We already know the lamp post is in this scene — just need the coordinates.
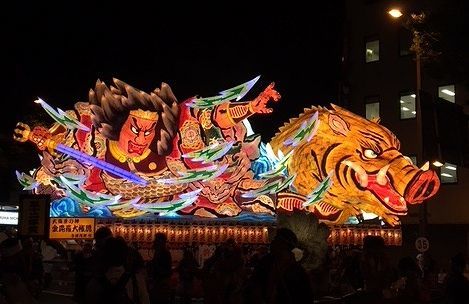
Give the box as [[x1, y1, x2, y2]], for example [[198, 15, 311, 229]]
[[388, 9, 427, 237], [413, 17, 426, 238]]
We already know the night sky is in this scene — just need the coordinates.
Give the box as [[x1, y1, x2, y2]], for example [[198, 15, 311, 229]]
[[12, 1, 344, 137], [6, 1, 344, 198]]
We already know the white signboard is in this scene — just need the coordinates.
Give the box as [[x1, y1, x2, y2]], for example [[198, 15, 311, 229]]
[[0, 211, 19, 225]]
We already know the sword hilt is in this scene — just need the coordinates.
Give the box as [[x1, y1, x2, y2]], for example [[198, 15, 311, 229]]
[[13, 122, 58, 156], [13, 122, 30, 142]]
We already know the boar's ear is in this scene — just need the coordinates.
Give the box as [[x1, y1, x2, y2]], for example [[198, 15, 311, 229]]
[[328, 113, 350, 136], [370, 117, 381, 124]]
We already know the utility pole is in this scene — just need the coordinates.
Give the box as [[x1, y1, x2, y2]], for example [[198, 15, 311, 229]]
[[412, 22, 427, 237], [389, 10, 437, 237]]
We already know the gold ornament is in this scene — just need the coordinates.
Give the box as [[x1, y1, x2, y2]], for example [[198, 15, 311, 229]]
[[129, 109, 158, 121]]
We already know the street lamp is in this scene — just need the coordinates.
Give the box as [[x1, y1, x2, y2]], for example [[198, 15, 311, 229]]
[[388, 9, 403, 18]]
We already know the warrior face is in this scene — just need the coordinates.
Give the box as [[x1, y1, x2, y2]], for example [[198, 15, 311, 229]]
[[118, 110, 158, 156]]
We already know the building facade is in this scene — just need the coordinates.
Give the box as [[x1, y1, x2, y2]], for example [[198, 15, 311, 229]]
[[340, 0, 469, 264]]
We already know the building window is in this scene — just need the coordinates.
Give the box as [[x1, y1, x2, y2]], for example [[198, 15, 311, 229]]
[[400, 93, 416, 119], [440, 162, 457, 183], [365, 101, 380, 120], [365, 40, 380, 63], [438, 85, 455, 103]]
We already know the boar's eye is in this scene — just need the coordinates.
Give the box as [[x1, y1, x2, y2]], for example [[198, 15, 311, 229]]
[[364, 149, 378, 159]]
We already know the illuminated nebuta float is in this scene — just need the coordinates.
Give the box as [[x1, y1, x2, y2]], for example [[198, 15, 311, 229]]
[[13, 76, 440, 245]]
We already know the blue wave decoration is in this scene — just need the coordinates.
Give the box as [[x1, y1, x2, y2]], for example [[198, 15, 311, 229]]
[[251, 142, 275, 179], [229, 212, 276, 223], [130, 211, 276, 223], [50, 197, 112, 218]]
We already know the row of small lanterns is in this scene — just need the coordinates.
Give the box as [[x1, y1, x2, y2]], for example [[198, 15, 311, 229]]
[[97, 222, 270, 245], [328, 226, 402, 246]]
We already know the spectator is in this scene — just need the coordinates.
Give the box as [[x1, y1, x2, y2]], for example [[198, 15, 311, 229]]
[[21, 237, 44, 298], [201, 245, 223, 304], [94, 226, 113, 251], [390, 256, 421, 303], [0, 237, 38, 304], [117, 237, 145, 276], [40, 239, 58, 289], [73, 242, 94, 303], [149, 233, 173, 304], [201, 239, 246, 304], [85, 237, 149, 304], [177, 247, 200, 304], [443, 252, 469, 304], [360, 236, 394, 302], [91, 226, 113, 275], [339, 248, 364, 293], [244, 228, 314, 303]]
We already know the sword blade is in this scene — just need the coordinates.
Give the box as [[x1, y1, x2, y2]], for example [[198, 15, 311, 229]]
[[56, 144, 148, 186]]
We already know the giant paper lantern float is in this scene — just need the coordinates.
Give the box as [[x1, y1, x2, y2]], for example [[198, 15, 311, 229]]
[[14, 76, 440, 242]]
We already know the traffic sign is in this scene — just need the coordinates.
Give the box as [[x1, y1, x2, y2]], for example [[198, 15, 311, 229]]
[[415, 237, 430, 252]]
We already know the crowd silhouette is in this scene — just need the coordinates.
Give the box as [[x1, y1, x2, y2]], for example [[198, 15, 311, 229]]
[[1, 229, 468, 303]]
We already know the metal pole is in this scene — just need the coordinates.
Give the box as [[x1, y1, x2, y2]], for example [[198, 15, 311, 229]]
[[414, 32, 427, 237]]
